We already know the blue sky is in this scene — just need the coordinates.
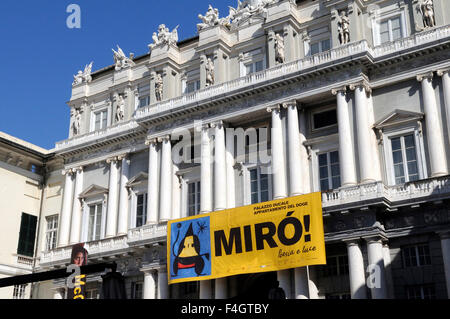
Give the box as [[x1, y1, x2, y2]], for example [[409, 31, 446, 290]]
[[0, 0, 234, 149]]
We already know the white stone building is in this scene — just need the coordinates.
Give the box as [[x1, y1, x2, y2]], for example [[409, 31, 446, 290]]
[[6, 0, 450, 299]]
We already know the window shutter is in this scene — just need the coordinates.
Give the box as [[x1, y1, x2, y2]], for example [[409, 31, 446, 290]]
[[17, 213, 37, 257]]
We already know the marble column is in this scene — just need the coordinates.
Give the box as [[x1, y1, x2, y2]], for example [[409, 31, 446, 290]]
[[146, 138, 159, 224], [143, 270, 156, 299], [333, 87, 357, 186], [215, 278, 227, 299], [365, 237, 388, 299], [200, 281, 212, 300], [70, 167, 84, 244], [382, 242, 395, 299], [437, 69, 450, 147], [350, 82, 377, 183], [225, 127, 236, 209], [298, 107, 311, 193], [267, 105, 288, 199], [59, 169, 75, 247], [345, 240, 368, 299], [106, 158, 120, 238], [283, 102, 303, 196], [157, 268, 169, 299], [200, 124, 213, 214], [117, 155, 130, 235], [417, 73, 448, 177], [438, 231, 450, 298], [212, 121, 227, 211], [159, 136, 172, 222]]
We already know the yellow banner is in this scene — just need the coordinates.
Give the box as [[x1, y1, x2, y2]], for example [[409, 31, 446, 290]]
[[167, 193, 326, 284]]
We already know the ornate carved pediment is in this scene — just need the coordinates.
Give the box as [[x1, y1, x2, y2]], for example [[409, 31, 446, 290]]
[[126, 172, 149, 188], [374, 109, 424, 130], [78, 184, 109, 200]]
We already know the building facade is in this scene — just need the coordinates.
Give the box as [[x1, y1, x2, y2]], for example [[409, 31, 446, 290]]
[[21, 0, 450, 299]]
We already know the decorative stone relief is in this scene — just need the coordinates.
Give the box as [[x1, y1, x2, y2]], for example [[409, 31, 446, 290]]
[[155, 73, 163, 102], [112, 46, 135, 71], [149, 24, 179, 50], [337, 11, 350, 45], [72, 62, 93, 86], [197, 5, 220, 31], [72, 108, 82, 136], [115, 94, 125, 123]]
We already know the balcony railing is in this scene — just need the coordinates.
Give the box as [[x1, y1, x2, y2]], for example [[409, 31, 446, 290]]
[[39, 175, 450, 267]]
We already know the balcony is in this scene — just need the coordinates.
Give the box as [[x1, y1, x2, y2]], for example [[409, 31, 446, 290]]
[[56, 25, 450, 153], [322, 176, 450, 212]]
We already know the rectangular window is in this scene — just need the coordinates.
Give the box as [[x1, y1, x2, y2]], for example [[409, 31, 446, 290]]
[[313, 109, 337, 129], [45, 215, 58, 251], [139, 96, 150, 108], [17, 213, 37, 257], [186, 80, 201, 94], [13, 284, 27, 299], [318, 151, 341, 191], [405, 284, 436, 299], [402, 244, 431, 268], [379, 16, 403, 44], [322, 255, 349, 277], [245, 60, 264, 75], [136, 193, 148, 228], [88, 203, 103, 242], [310, 39, 331, 55], [86, 289, 99, 299], [391, 134, 419, 185], [188, 181, 201, 216], [94, 110, 108, 131], [131, 282, 143, 299], [250, 167, 270, 204]]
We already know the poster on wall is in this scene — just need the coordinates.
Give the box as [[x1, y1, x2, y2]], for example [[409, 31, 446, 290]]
[[167, 192, 326, 285], [67, 243, 89, 299]]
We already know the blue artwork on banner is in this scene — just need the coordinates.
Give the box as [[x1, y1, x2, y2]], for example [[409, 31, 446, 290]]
[[170, 216, 211, 280]]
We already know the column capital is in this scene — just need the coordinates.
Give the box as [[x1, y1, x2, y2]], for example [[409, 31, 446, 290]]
[[145, 137, 158, 146], [416, 72, 434, 82], [106, 156, 119, 164], [157, 135, 171, 143], [281, 100, 298, 110], [62, 168, 75, 176], [209, 120, 226, 129], [117, 153, 129, 161], [331, 86, 347, 95], [266, 104, 282, 114], [349, 80, 372, 94], [343, 238, 361, 246], [362, 235, 387, 244], [437, 68, 450, 77], [73, 166, 84, 174], [437, 230, 450, 240]]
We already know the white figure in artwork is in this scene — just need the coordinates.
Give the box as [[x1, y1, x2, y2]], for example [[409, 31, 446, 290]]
[[198, 5, 220, 31], [205, 57, 215, 87], [72, 109, 81, 136], [419, 0, 436, 28], [155, 73, 163, 102], [274, 33, 285, 64], [149, 24, 179, 50], [112, 46, 135, 71], [115, 95, 125, 122], [338, 11, 350, 45], [73, 62, 93, 86]]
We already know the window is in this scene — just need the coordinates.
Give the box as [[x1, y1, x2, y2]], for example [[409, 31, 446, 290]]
[[391, 134, 419, 185], [139, 96, 150, 108], [131, 282, 143, 299], [188, 181, 201, 216], [405, 284, 436, 299], [250, 167, 270, 204], [45, 215, 58, 251], [186, 80, 201, 94], [402, 244, 431, 268], [379, 16, 403, 44], [86, 289, 99, 299], [138, 83, 150, 108], [94, 110, 108, 131], [322, 255, 349, 277], [17, 213, 37, 257], [136, 193, 148, 228], [245, 60, 264, 75], [313, 109, 337, 130], [87, 203, 103, 242], [13, 284, 27, 299], [318, 151, 341, 191], [310, 39, 331, 55]]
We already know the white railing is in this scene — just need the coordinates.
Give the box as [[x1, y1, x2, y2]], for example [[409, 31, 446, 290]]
[[55, 120, 140, 151], [322, 176, 450, 208], [127, 223, 168, 244], [16, 255, 34, 268]]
